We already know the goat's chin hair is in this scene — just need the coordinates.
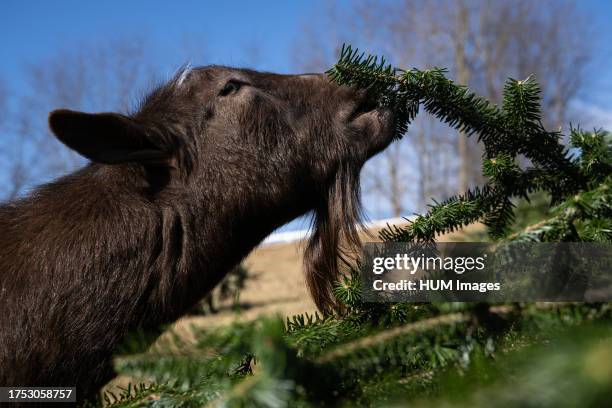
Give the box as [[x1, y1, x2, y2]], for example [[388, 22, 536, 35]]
[[304, 161, 365, 314]]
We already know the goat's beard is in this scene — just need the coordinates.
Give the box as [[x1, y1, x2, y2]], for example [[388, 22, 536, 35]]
[[304, 161, 365, 314]]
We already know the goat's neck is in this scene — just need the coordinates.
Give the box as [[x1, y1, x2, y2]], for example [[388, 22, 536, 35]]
[[112, 163, 307, 323], [3, 162, 307, 330]]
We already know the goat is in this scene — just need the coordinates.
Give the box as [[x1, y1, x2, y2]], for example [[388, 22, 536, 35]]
[[0, 66, 393, 402]]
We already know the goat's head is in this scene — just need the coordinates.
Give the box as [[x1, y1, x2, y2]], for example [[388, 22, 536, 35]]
[[48, 65, 394, 313]]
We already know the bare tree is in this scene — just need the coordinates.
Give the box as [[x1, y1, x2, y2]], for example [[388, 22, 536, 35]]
[[0, 80, 6, 126], [12, 37, 158, 186], [294, 0, 596, 216], [0, 34, 215, 200], [0, 80, 29, 200]]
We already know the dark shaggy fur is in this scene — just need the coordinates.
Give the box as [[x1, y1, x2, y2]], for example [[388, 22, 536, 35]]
[[0, 66, 393, 402]]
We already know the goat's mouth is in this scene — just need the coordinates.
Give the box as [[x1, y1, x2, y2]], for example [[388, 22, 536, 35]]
[[348, 96, 380, 122], [350, 99, 394, 155]]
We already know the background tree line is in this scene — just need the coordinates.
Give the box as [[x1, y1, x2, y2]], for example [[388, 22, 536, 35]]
[[295, 0, 596, 216], [0, 0, 598, 220]]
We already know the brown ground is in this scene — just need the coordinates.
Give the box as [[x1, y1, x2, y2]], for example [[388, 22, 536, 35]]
[[171, 222, 484, 329], [169, 224, 395, 332]]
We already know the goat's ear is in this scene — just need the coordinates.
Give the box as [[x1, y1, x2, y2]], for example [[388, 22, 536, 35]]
[[48, 109, 171, 164]]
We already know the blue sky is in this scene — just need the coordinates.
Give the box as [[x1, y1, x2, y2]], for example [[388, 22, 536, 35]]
[[2, 0, 611, 126], [2, 0, 611, 103], [1, 1, 325, 89], [1, 0, 612, 228]]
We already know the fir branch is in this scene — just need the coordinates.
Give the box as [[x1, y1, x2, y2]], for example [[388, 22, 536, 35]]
[[315, 312, 468, 364], [328, 44, 602, 243], [379, 185, 502, 242]]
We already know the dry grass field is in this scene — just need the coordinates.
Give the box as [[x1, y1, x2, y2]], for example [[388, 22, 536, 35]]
[[168, 222, 485, 332]]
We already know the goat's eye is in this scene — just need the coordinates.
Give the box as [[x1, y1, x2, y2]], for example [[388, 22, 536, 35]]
[[219, 80, 242, 96]]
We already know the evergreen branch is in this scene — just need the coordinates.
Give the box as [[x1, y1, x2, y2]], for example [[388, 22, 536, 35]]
[[314, 303, 576, 365], [328, 44, 601, 243], [378, 185, 501, 242], [315, 312, 468, 364], [329, 45, 584, 185]]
